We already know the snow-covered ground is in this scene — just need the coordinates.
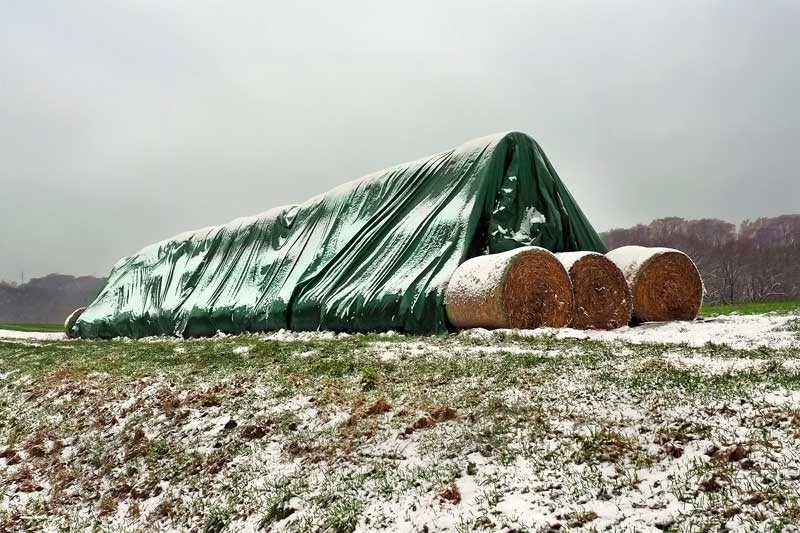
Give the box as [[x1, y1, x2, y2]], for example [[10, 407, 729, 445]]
[[264, 312, 800, 351], [0, 314, 799, 531], [2, 313, 798, 349], [0, 329, 64, 341], [511, 313, 800, 350]]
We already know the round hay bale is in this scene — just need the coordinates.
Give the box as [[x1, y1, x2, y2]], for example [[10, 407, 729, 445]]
[[64, 307, 86, 339], [445, 246, 573, 330], [556, 251, 632, 330], [606, 246, 703, 323]]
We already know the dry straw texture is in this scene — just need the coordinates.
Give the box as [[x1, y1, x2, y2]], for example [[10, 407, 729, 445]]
[[445, 247, 573, 330], [606, 246, 703, 323], [557, 252, 632, 330]]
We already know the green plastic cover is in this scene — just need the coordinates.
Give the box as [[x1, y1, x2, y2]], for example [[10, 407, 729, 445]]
[[75, 132, 606, 338]]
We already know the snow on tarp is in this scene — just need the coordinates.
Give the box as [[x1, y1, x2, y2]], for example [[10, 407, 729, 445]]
[[75, 132, 606, 338]]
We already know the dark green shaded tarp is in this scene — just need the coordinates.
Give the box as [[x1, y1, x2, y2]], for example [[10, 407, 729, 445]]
[[76, 132, 605, 338]]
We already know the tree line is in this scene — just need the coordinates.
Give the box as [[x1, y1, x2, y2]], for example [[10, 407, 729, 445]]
[[602, 214, 800, 303], [0, 274, 105, 324]]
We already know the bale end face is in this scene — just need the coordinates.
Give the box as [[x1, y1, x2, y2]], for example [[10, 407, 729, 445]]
[[631, 251, 703, 323], [445, 247, 573, 330], [562, 253, 632, 330], [503, 250, 573, 329], [64, 307, 86, 339]]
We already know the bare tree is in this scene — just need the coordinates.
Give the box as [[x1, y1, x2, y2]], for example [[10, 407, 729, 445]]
[[602, 215, 800, 303]]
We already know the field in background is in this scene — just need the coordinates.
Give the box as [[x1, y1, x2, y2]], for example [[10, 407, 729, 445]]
[[701, 299, 800, 317], [0, 322, 63, 333]]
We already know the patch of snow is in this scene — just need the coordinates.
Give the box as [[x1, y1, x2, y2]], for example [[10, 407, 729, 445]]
[[260, 328, 338, 342], [510, 206, 547, 243], [553, 250, 601, 271], [606, 245, 684, 281], [504, 314, 800, 350], [444, 249, 509, 304], [370, 341, 433, 360], [0, 329, 63, 341], [666, 353, 765, 374]]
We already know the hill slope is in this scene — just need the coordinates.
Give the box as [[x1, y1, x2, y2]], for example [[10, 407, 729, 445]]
[[0, 274, 105, 324]]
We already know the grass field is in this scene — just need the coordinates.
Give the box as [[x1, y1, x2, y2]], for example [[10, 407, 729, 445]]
[[701, 299, 800, 317], [0, 322, 63, 333], [0, 312, 799, 531]]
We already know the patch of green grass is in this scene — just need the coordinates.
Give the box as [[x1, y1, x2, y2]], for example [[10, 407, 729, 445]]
[[146, 439, 170, 461], [202, 504, 233, 533], [574, 427, 648, 466], [701, 299, 800, 317], [259, 477, 303, 528], [0, 322, 63, 333], [323, 498, 362, 533], [0, 333, 575, 386], [0, 330, 793, 399]]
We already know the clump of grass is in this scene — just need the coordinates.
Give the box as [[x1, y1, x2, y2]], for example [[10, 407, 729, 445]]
[[781, 318, 800, 335], [564, 510, 599, 527], [0, 323, 63, 333], [324, 498, 362, 533], [202, 504, 233, 533], [98, 494, 118, 517], [365, 397, 391, 416], [146, 439, 170, 461], [359, 365, 379, 391], [438, 483, 461, 504], [259, 478, 300, 528], [575, 428, 642, 465], [655, 421, 713, 445]]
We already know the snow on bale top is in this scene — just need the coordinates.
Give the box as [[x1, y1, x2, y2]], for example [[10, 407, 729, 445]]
[[445, 246, 573, 330], [606, 246, 703, 323]]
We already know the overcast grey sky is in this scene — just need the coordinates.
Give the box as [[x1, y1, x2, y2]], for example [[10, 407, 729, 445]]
[[1, 1, 798, 282]]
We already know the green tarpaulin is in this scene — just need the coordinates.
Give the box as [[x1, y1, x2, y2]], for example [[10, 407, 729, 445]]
[[75, 132, 605, 338]]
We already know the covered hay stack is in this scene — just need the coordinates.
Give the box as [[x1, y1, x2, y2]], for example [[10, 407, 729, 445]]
[[73, 132, 606, 338], [606, 246, 703, 323], [556, 252, 632, 330], [445, 247, 573, 330]]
